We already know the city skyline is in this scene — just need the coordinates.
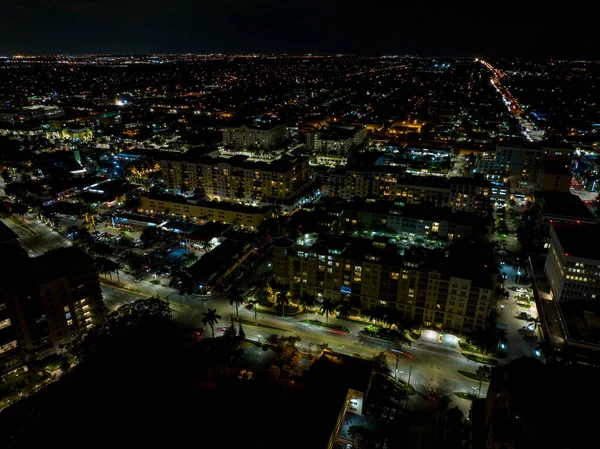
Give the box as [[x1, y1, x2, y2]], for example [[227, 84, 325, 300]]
[[2, 1, 598, 58]]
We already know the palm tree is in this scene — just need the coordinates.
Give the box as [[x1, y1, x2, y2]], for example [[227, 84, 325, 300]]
[[179, 252, 198, 267], [530, 316, 541, 334], [299, 292, 315, 321], [368, 306, 387, 325], [202, 309, 221, 338], [337, 301, 351, 320], [248, 298, 260, 324], [201, 240, 214, 252], [320, 298, 336, 326], [229, 288, 244, 319], [275, 291, 290, 318]]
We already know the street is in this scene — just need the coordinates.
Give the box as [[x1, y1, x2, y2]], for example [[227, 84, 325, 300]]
[[7, 215, 491, 407]]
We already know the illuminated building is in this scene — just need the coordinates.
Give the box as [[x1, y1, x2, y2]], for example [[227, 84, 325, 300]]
[[306, 124, 367, 166], [545, 224, 600, 302], [160, 154, 309, 201], [274, 237, 499, 333], [140, 194, 272, 228], [0, 247, 105, 369], [222, 123, 287, 149]]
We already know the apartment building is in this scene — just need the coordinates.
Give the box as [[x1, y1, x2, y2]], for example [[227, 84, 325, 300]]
[[222, 123, 287, 149], [160, 154, 309, 201], [274, 237, 498, 333], [0, 247, 105, 370], [306, 124, 367, 166], [140, 195, 272, 228], [545, 224, 600, 302], [449, 176, 493, 216], [324, 167, 496, 216], [325, 167, 450, 206], [477, 141, 574, 192], [338, 201, 487, 241]]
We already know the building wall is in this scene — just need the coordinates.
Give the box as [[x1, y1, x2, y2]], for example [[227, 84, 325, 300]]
[[222, 124, 287, 149], [340, 210, 473, 241], [282, 247, 493, 333], [540, 172, 572, 192], [1, 257, 104, 365], [545, 229, 600, 302], [140, 196, 270, 228], [160, 157, 309, 201]]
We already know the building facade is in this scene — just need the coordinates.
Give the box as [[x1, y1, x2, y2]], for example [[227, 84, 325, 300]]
[[161, 155, 309, 201], [545, 225, 600, 302], [0, 247, 105, 370], [140, 195, 272, 228], [306, 125, 367, 166], [275, 238, 497, 333], [324, 169, 496, 216], [222, 124, 287, 149]]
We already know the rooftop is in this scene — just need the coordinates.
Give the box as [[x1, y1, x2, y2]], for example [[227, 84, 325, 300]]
[[536, 191, 596, 221], [144, 194, 271, 214], [552, 224, 600, 260]]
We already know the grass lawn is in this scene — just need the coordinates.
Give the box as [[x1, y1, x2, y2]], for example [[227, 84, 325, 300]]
[[457, 369, 489, 382], [0, 370, 52, 408], [459, 341, 478, 352], [239, 318, 290, 332], [454, 392, 479, 401], [461, 353, 499, 365]]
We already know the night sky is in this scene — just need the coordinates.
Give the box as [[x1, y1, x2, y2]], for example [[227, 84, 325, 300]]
[[1, 0, 596, 58]]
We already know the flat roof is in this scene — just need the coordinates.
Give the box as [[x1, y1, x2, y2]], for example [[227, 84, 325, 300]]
[[553, 225, 600, 260], [144, 195, 270, 214], [537, 191, 596, 221]]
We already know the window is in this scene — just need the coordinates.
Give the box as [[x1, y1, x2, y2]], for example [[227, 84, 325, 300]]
[[391, 272, 400, 280]]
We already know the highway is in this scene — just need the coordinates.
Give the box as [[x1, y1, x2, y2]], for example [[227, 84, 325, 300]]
[[9, 214, 490, 407], [478, 58, 544, 142]]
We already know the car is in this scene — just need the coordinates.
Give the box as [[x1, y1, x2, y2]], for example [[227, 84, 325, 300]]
[[238, 369, 247, 379], [503, 291, 510, 299], [216, 327, 228, 332], [390, 408, 397, 421], [516, 287, 528, 293], [382, 407, 389, 420]]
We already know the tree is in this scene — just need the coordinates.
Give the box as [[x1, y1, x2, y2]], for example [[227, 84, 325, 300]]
[[1, 170, 11, 183], [280, 345, 302, 376], [224, 323, 237, 339], [299, 292, 315, 321], [275, 290, 290, 318], [179, 252, 198, 267], [248, 298, 260, 324], [476, 365, 492, 381], [72, 226, 93, 250], [373, 351, 391, 376], [202, 309, 221, 338], [228, 288, 244, 319], [266, 365, 280, 383], [337, 301, 351, 320], [320, 298, 336, 326], [201, 240, 214, 252], [368, 305, 387, 324], [9, 202, 28, 219]]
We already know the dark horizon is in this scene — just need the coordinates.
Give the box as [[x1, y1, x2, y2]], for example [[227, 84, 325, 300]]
[[3, 1, 598, 59]]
